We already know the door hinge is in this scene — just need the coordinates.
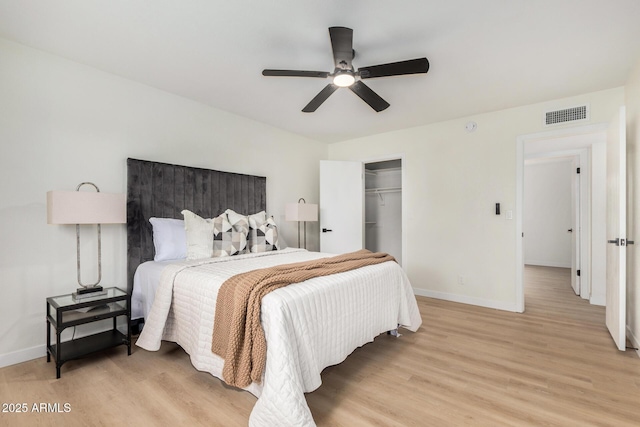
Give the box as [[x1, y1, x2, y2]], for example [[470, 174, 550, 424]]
[[577, 167, 580, 174], [577, 270, 581, 277]]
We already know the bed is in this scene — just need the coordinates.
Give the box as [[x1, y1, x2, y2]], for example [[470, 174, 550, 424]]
[[126, 158, 422, 426]]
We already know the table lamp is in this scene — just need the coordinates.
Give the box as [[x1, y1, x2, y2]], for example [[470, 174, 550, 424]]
[[47, 182, 126, 300]]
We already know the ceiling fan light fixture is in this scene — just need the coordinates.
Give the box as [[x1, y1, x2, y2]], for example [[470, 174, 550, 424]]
[[333, 72, 355, 87]]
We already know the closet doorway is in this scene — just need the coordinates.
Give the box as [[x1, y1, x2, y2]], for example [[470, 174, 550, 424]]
[[364, 159, 403, 266]]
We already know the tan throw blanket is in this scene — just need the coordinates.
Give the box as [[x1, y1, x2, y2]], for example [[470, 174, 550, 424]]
[[211, 249, 396, 388]]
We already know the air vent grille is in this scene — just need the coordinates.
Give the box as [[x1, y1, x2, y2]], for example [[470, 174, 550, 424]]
[[544, 105, 589, 126]]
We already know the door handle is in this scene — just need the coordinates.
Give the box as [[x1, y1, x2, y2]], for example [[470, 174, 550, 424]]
[[568, 229, 573, 232], [322, 228, 333, 233], [608, 238, 636, 246]]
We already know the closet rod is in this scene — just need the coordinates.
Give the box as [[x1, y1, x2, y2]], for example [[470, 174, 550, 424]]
[[365, 187, 401, 194]]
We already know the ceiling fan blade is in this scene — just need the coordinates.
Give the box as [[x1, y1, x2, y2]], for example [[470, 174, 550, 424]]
[[349, 81, 390, 112], [302, 84, 339, 112], [329, 27, 354, 70], [262, 69, 330, 78], [358, 58, 429, 79]]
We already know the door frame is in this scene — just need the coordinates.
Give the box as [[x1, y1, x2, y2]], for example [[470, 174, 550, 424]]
[[361, 154, 406, 270], [516, 123, 608, 312]]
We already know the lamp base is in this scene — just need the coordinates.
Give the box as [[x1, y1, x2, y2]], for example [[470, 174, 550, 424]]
[[77, 286, 104, 295], [72, 286, 107, 301]]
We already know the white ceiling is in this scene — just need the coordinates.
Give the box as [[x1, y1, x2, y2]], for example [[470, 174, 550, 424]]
[[1, 0, 639, 143]]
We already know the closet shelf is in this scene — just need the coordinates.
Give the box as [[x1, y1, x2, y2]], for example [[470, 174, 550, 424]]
[[365, 187, 401, 194]]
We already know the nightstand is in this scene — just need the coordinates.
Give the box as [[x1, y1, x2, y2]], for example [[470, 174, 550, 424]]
[[46, 287, 131, 378]]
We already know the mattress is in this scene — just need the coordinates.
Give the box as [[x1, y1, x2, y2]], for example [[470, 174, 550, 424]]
[[135, 248, 422, 426]]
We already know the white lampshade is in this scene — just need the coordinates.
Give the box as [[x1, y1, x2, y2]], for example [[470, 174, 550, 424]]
[[285, 202, 318, 222], [47, 191, 126, 224]]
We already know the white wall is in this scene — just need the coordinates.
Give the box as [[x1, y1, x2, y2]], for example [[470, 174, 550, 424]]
[[524, 159, 573, 268], [0, 38, 327, 366], [625, 57, 640, 356], [329, 88, 624, 311]]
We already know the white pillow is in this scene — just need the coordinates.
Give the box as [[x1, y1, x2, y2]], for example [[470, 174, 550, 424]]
[[149, 217, 187, 261], [181, 210, 215, 260]]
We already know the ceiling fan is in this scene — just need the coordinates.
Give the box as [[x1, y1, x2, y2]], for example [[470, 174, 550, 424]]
[[262, 27, 430, 113]]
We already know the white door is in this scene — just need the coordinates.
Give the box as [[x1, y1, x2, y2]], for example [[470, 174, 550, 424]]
[[320, 160, 364, 253], [570, 156, 580, 295], [606, 106, 627, 351]]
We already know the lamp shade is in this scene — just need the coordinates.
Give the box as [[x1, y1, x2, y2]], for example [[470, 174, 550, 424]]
[[47, 191, 126, 224], [285, 202, 318, 222]]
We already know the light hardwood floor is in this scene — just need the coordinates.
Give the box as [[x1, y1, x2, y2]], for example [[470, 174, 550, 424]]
[[1, 266, 639, 426]]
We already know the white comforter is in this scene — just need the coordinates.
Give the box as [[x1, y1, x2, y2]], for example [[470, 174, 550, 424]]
[[136, 248, 422, 426]]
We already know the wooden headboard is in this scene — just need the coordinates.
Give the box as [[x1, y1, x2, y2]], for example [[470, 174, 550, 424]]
[[126, 158, 267, 293]]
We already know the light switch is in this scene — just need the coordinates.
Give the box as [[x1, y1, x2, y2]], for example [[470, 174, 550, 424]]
[[506, 210, 513, 220]]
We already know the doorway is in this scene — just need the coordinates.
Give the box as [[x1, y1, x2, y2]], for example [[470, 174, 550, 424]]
[[319, 158, 405, 264], [364, 159, 403, 265], [524, 156, 580, 295], [516, 124, 608, 312]]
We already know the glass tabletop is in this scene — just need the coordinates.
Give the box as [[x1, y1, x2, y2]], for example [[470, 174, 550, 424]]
[[48, 287, 126, 308]]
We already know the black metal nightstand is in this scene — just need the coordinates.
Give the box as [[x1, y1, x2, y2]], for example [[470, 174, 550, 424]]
[[46, 287, 131, 378]]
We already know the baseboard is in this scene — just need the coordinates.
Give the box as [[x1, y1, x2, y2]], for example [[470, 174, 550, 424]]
[[413, 288, 519, 312], [626, 325, 640, 359], [524, 260, 571, 268], [0, 344, 45, 369]]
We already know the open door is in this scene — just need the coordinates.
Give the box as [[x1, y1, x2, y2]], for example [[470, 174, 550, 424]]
[[319, 160, 364, 253], [606, 106, 627, 351]]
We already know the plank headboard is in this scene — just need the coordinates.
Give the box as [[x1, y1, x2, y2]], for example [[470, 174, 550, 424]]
[[126, 158, 267, 294]]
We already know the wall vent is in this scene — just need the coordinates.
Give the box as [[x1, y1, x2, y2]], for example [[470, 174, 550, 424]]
[[543, 104, 590, 127]]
